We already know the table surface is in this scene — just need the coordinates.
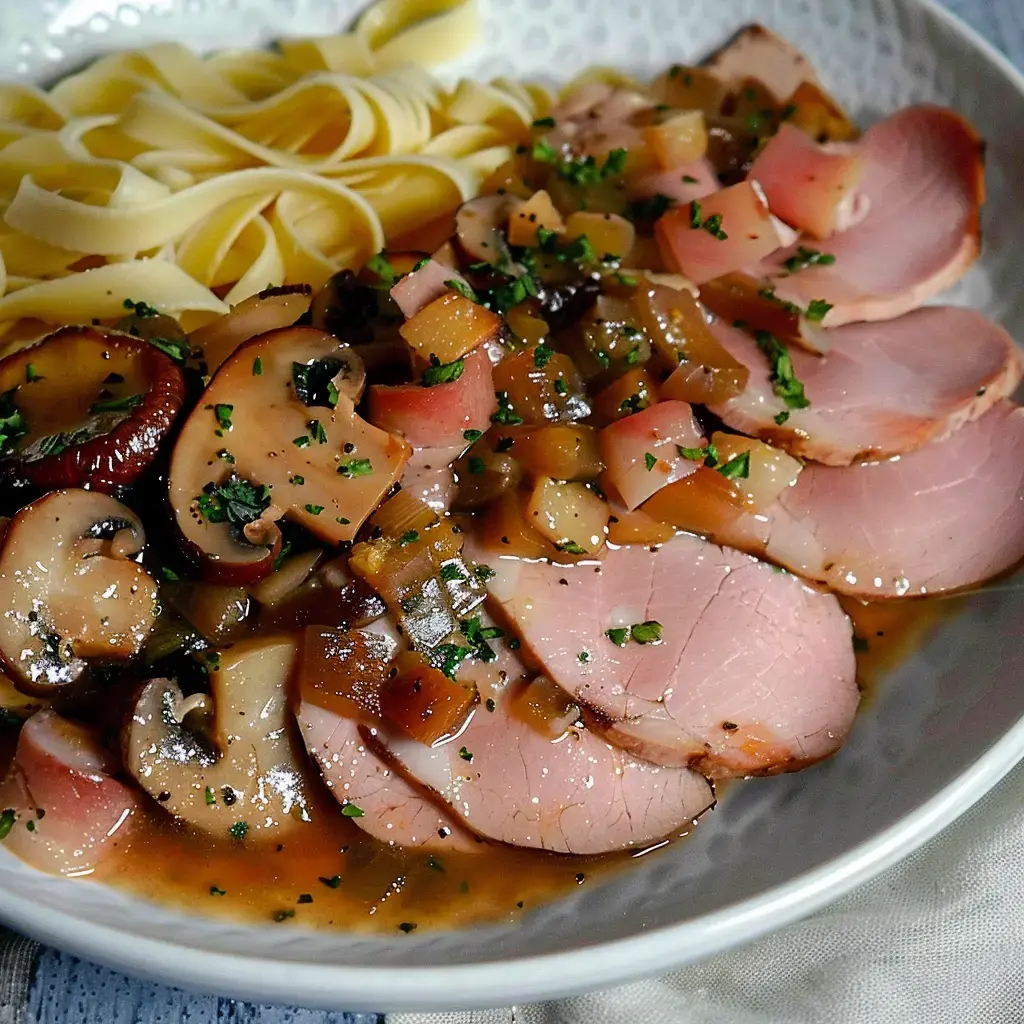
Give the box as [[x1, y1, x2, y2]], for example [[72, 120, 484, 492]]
[[16, 1, 1023, 1020]]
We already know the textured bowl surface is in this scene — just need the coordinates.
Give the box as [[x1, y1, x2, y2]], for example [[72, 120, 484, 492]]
[[0, 0, 1023, 1013]]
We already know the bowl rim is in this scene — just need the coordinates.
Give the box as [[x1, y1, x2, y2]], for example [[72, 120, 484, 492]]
[[2, 0, 1023, 1012]]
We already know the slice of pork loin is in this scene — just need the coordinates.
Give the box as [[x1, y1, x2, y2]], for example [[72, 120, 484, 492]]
[[472, 535, 857, 778], [707, 308, 1021, 464], [759, 401, 1024, 598], [754, 105, 984, 326], [296, 703, 480, 853], [376, 688, 714, 856]]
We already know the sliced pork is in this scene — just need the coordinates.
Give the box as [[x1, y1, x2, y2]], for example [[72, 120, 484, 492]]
[[708, 308, 1021, 464], [473, 534, 857, 777], [762, 401, 1024, 597], [296, 703, 480, 853], [0, 711, 138, 876], [754, 106, 985, 326]]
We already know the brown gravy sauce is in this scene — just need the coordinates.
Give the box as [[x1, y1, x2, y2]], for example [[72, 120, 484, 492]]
[[79, 595, 952, 935]]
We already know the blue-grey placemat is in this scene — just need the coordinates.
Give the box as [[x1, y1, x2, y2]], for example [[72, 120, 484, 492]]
[[1, 1, 1018, 1021]]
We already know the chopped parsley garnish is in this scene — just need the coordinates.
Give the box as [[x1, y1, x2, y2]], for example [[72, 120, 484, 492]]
[[804, 299, 834, 322], [365, 251, 397, 286], [485, 698, 496, 712], [123, 298, 159, 318], [631, 620, 663, 645], [294, 435, 310, 448], [533, 344, 553, 369], [644, 452, 658, 472], [625, 193, 674, 222], [292, 358, 345, 408], [605, 627, 629, 647], [618, 390, 650, 415], [341, 803, 365, 818], [24, 364, 41, 383], [690, 199, 703, 229], [434, 642, 471, 678], [422, 355, 465, 387], [440, 563, 468, 583], [774, 410, 791, 425], [689, 201, 727, 239], [304, 504, 324, 515], [445, 279, 479, 303], [204, 787, 216, 806], [473, 564, 496, 582], [209, 885, 227, 896], [677, 443, 719, 467], [467, 456, 486, 475], [553, 377, 568, 396], [682, 174, 699, 183], [782, 247, 837, 274], [252, 356, 263, 375], [91, 393, 142, 415], [463, 429, 482, 442], [532, 116, 556, 128], [160, 566, 180, 582], [319, 875, 342, 888], [398, 922, 418, 934], [309, 419, 328, 444], [399, 529, 419, 546], [337, 458, 373, 477], [717, 451, 751, 480], [213, 403, 233, 430], [578, 650, 591, 663], [492, 391, 523, 426], [558, 540, 585, 555], [195, 477, 272, 530], [228, 821, 249, 839], [754, 330, 811, 410], [458, 747, 474, 763], [0, 390, 27, 454], [149, 336, 192, 363], [0, 809, 14, 840], [460, 615, 504, 663], [216, 449, 234, 463], [298, 893, 314, 904], [532, 143, 628, 187], [336, 516, 351, 525], [291, 475, 305, 485], [616, 272, 638, 286], [413, 257, 431, 271]]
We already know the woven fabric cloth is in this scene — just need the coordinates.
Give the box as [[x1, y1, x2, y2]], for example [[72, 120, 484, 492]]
[[0, 1, 1020, 1022]]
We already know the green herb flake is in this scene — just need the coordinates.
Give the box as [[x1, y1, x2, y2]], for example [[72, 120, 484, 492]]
[[123, 298, 159, 318], [754, 330, 811, 410], [337, 458, 373, 478], [304, 504, 324, 515], [644, 452, 658, 472], [308, 420, 328, 444], [440, 563, 468, 583], [341, 803, 365, 818], [533, 344, 554, 369], [717, 451, 751, 480], [605, 627, 630, 647], [422, 355, 465, 388], [689, 199, 703, 229], [216, 449, 234, 464], [467, 456, 486, 475], [677, 443, 718, 467], [213, 403, 233, 430], [578, 650, 591, 663], [492, 391, 524, 426], [195, 477, 272, 531], [625, 193, 674, 222], [293, 435, 310, 448], [774, 410, 791, 425], [0, 809, 14, 840], [90, 393, 143, 415], [532, 116, 556, 129], [702, 212, 728, 240], [804, 299, 834, 323], [336, 516, 351, 525], [553, 377, 568, 396], [682, 174, 699, 183], [559, 540, 585, 555], [319, 875, 342, 888], [291, 475, 305, 485], [229, 821, 249, 839], [445, 278, 479, 303], [782, 246, 837, 274], [399, 529, 419, 546], [631, 620, 663, 645], [365, 251, 397, 286], [463, 429, 483, 442], [209, 885, 227, 896], [252, 356, 263, 376], [160, 566, 180, 582], [205, 786, 216, 806], [615, 272, 638, 286], [25, 364, 41, 383], [473, 564, 496, 582], [458, 746, 474, 763]]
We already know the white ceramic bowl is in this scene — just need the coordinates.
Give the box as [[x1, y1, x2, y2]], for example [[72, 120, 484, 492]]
[[1, 0, 1023, 1013]]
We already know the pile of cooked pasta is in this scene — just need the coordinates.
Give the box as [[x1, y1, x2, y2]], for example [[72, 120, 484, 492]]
[[0, 0, 549, 352]]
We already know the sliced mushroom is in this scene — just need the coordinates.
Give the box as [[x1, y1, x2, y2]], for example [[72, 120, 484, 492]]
[[0, 326, 186, 494], [168, 326, 410, 584], [188, 285, 313, 374], [123, 635, 309, 836], [0, 490, 158, 695]]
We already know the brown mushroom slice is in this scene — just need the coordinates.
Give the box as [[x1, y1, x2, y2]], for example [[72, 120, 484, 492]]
[[168, 326, 410, 584], [123, 635, 310, 837], [0, 489, 158, 695], [188, 285, 313, 374], [0, 326, 186, 494]]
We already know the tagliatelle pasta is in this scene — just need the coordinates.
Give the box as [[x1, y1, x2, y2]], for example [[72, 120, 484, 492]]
[[0, 0, 549, 348]]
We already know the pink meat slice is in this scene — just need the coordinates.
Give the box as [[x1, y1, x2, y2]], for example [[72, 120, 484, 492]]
[[707, 308, 1021, 464], [471, 534, 857, 778], [761, 401, 1024, 597], [376, 683, 714, 855], [296, 702, 480, 853], [754, 105, 984, 326]]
